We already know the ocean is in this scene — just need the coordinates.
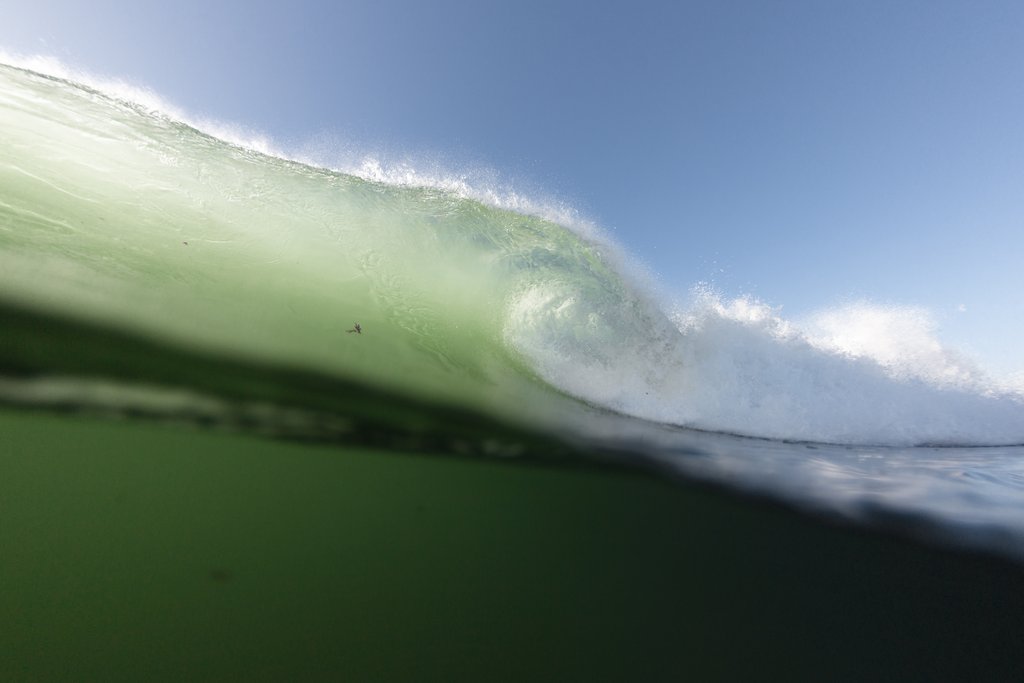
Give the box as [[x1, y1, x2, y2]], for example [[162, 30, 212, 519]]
[[3, 60, 1024, 681]]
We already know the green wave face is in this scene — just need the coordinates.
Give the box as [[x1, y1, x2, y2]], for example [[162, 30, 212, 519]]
[[0, 63, 665, 424]]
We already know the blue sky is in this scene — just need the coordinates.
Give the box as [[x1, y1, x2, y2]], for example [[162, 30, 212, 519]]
[[4, 1, 1023, 372]]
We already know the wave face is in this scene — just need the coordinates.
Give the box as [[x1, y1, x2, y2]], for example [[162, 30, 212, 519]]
[[2, 61, 1023, 448]]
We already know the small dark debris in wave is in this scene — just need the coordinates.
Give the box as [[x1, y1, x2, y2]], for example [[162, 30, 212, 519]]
[[347, 323, 362, 334], [209, 568, 233, 583], [182, 241, 188, 246]]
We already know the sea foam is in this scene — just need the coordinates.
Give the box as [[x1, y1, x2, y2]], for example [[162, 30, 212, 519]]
[[507, 285, 1024, 446]]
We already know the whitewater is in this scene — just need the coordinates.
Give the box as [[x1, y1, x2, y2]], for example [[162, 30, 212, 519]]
[[2, 57, 1024, 560]]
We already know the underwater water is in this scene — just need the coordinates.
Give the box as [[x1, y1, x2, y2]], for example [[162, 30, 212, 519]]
[[5, 56, 1024, 681]]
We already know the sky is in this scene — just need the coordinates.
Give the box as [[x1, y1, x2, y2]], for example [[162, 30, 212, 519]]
[[3, 0, 1023, 373]]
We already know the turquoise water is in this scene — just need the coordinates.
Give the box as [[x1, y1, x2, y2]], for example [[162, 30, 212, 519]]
[[3, 60, 1024, 563]]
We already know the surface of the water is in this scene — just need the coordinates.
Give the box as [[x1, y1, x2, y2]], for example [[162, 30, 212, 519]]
[[3, 60, 1024, 562]]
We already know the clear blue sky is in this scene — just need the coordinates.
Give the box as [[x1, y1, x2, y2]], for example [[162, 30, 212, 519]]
[[4, 1, 1023, 372]]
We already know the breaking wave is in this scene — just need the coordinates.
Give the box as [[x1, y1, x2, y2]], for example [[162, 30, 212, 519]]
[[2, 55, 1022, 447]]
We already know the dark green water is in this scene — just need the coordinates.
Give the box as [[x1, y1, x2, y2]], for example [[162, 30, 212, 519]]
[[3, 409, 1024, 682]]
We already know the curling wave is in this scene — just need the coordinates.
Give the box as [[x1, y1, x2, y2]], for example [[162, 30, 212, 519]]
[[2, 58, 1022, 447]]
